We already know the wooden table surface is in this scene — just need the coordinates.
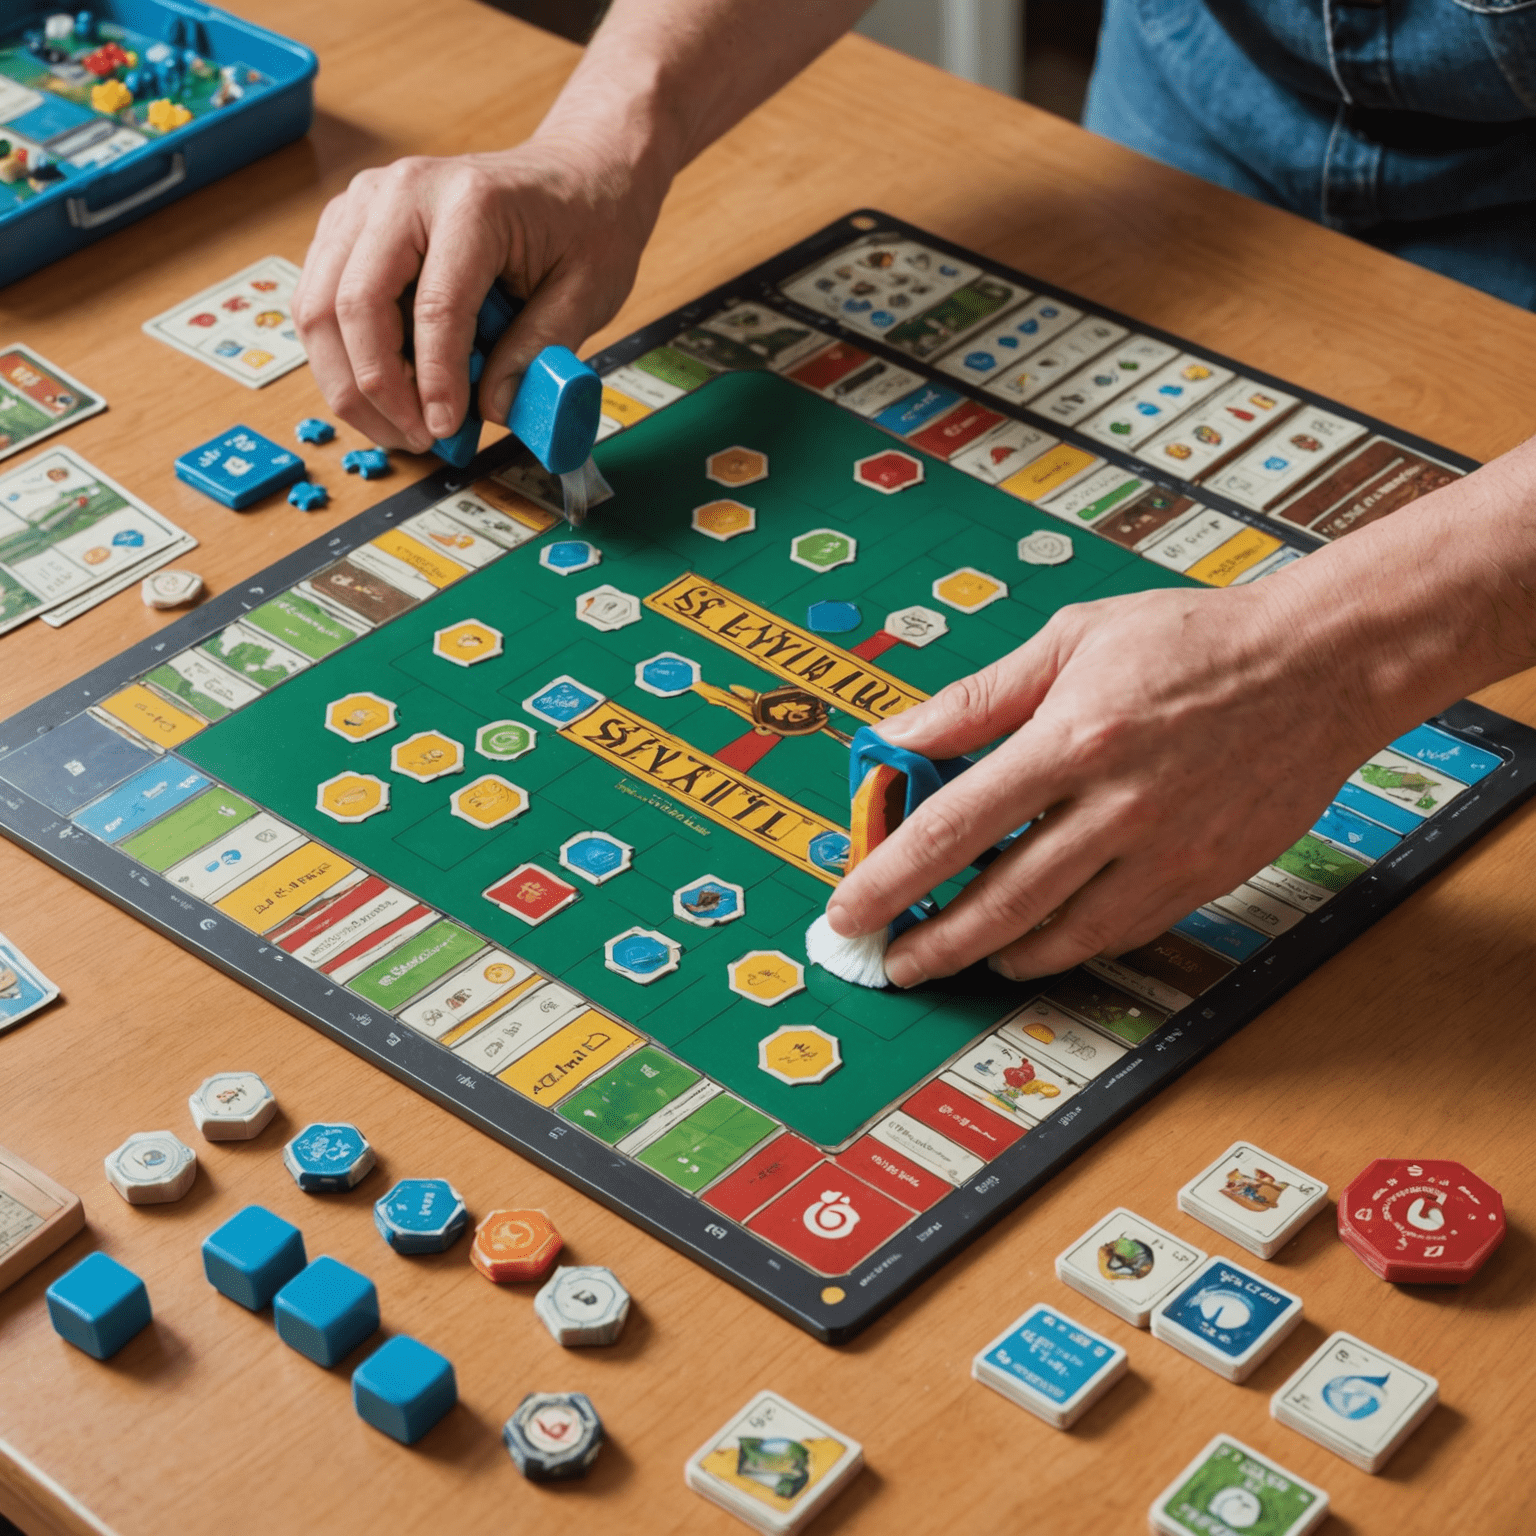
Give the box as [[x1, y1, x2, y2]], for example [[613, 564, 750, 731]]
[[3, 4, 1534, 1532]]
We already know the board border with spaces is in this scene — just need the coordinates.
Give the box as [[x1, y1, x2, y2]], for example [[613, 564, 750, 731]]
[[2, 211, 1533, 1344]]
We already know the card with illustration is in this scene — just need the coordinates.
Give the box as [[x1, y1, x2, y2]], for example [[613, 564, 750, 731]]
[[1180, 1142, 1327, 1236], [0, 932, 60, 1035], [1057, 1207, 1206, 1325], [1152, 1436, 1328, 1536], [0, 344, 105, 462], [1273, 1331, 1437, 1463], [142, 256, 306, 388]]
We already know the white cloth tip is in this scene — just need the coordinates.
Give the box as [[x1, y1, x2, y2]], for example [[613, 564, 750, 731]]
[[807, 912, 890, 989]]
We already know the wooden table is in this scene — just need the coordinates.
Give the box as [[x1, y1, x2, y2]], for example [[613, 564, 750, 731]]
[[3, 4, 1534, 1531]]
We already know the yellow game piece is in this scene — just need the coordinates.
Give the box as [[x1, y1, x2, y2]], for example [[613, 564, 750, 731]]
[[932, 567, 1009, 614], [91, 79, 133, 114], [691, 499, 756, 542], [758, 1025, 842, 1085], [316, 772, 390, 824], [323, 692, 398, 743], [727, 950, 806, 1007], [705, 446, 769, 488], [391, 731, 464, 784], [450, 775, 528, 830], [432, 618, 504, 668], [145, 97, 192, 130]]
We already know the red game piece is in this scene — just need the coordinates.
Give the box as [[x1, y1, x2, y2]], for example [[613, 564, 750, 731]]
[[1338, 1158, 1505, 1285], [853, 449, 924, 494]]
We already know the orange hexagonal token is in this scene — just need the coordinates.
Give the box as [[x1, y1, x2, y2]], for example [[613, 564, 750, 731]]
[[691, 499, 756, 542], [471, 1207, 563, 1283], [705, 445, 768, 488]]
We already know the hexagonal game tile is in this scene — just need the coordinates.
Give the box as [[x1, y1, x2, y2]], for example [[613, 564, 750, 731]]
[[806, 600, 860, 634], [559, 831, 633, 885], [883, 605, 949, 648], [283, 1122, 376, 1193], [472, 1208, 563, 1283], [575, 584, 641, 631], [324, 692, 397, 743], [705, 446, 769, 488], [433, 619, 504, 667], [635, 652, 701, 697], [450, 775, 528, 829], [391, 731, 464, 783], [539, 539, 602, 575], [374, 1178, 469, 1255], [808, 830, 851, 875], [673, 874, 745, 927], [854, 449, 924, 494], [604, 927, 681, 984], [476, 719, 537, 760], [104, 1131, 198, 1205], [317, 771, 391, 824], [790, 527, 857, 572], [1017, 529, 1074, 567], [727, 950, 806, 1006], [691, 499, 756, 542], [932, 567, 1009, 614], [758, 1025, 843, 1085], [188, 1071, 277, 1142]]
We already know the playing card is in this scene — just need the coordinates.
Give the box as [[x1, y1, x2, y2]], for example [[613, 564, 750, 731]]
[[1203, 407, 1368, 511], [142, 256, 306, 388], [945, 1029, 1086, 1125], [779, 233, 979, 341], [0, 933, 60, 1035], [1347, 746, 1469, 821], [1038, 463, 1148, 527], [999, 997, 1128, 1078], [1139, 377, 1299, 480], [1056, 1207, 1207, 1327], [1179, 1142, 1327, 1255], [1078, 356, 1235, 451], [981, 314, 1126, 402], [0, 344, 106, 462], [1031, 334, 1179, 426]]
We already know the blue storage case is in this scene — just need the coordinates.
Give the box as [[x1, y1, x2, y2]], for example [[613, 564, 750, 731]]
[[0, 2, 316, 287]]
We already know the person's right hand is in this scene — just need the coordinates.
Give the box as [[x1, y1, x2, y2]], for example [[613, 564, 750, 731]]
[[292, 138, 663, 454]]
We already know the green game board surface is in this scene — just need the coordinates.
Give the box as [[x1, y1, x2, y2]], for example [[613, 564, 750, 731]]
[[182, 370, 1194, 1147]]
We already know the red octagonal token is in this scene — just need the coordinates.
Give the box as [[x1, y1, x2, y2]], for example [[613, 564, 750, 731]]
[[1338, 1157, 1505, 1285], [853, 449, 924, 494]]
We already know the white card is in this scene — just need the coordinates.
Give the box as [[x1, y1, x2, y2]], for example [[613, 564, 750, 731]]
[[142, 256, 306, 388], [998, 998, 1128, 1078], [1057, 1207, 1206, 1317], [1273, 1331, 1437, 1460], [1030, 335, 1179, 426], [1180, 1143, 1327, 1240]]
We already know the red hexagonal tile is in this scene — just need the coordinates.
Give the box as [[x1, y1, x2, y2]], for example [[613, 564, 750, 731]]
[[1338, 1157, 1505, 1284], [853, 449, 924, 494]]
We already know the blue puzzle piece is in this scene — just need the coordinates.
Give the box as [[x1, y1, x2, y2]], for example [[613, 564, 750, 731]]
[[274, 1256, 379, 1367], [342, 447, 390, 479], [46, 1252, 152, 1360], [287, 480, 329, 511], [175, 426, 305, 510], [203, 1205, 307, 1310], [295, 417, 334, 445], [352, 1335, 457, 1444], [374, 1179, 468, 1255]]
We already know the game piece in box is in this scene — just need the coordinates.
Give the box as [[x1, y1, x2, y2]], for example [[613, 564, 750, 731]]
[[1178, 1142, 1328, 1260], [0, 930, 60, 1035], [1271, 1330, 1439, 1474], [1149, 1435, 1328, 1536], [0, 1143, 84, 1293], [1055, 1207, 1206, 1327], [175, 425, 305, 510], [971, 1302, 1127, 1429], [685, 1390, 862, 1535], [103, 1130, 197, 1205], [1150, 1256, 1303, 1383], [1337, 1157, 1505, 1284]]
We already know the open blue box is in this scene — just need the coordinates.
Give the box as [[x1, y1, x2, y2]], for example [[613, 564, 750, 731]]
[[0, 1, 316, 287]]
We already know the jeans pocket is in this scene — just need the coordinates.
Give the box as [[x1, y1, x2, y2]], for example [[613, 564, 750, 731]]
[[1453, 0, 1536, 109]]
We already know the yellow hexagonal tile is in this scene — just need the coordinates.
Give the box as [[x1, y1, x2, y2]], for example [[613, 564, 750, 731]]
[[691, 499, 756, 542], [433, 618, 504, 667], [450, 775, 529, 829], [391, 730, 464, 783], [758, 1025, 842, 1085], [324, 692, 398, 743], [705, 446, 769, 488], [727, 950, 805, 1007], [932, 567, 1009, 614], [316, 772, 390, 824]]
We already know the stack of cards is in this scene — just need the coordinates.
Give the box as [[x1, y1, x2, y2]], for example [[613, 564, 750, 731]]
[[1178, 1142, 1328, 1259], [1271, 1331, 1439, 1473], [685, 1391, 862, 1535], [0, 931, 59, 1036], [1055, 1207, 1206, 1327], [971, 1302, 1127, 1429], [1150, 1435, 1329, 1536], [1150, 1257, 1303, 1383]]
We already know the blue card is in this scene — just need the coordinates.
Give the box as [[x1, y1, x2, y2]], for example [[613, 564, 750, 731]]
[[0, 932, 60, 1034], [522, 676, 605, 728], [1158, 1258, 1299, 1361], [873, 383, 962, 437], [1172, 907, 1269, 964], [175, 426, 305, 510], [1311, 803, 1400, 864], [1332, 780, 1421, 835], [0, 711, 155, 814], [1389, 723, 1501, 785], [977, 1303, 1122, 1406], [73, 759, 211, 843]]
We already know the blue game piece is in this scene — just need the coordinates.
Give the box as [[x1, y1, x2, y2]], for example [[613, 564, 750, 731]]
[[521, 674, 605, 728], [972, 1302, 1128, 1429], [560, 831, 632, 886], [352, 1335, 457, 1444], [74, 10, 95, 41], [634, 652, 700, 698], [287, 480, 329, 511], [806, 600, 861, 634], [202, 1205, 307, 1311], [283, 1122, 376, 1193], [808, 830, 851, 874], [295, 417, 335, 445], [342, 447, 390, 479], [1150, 1256, 1303, 1383], [538, 539, 600, 575], [175, 426, 305, 511], [507, 345, 601, 476], [46, 1252, 152, 1360], [273, 1256, 379, 1368], [373, 1179, 468, 1255]]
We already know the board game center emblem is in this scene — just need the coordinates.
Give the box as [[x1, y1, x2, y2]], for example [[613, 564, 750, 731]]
[[802, 1190, 861, 1239], [1220, 1165, 1289, 1214], [1098, 1236, 1155, 1283]]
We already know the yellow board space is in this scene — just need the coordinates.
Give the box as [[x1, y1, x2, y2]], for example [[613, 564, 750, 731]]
[[497, 1011, 642, 1103]]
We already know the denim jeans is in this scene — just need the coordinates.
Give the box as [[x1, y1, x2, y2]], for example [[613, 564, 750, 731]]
[[1085, 0, 1536, 307]]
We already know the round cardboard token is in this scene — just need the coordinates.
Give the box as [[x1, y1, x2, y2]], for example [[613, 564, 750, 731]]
[[1338, 1157, 1505, 1284]]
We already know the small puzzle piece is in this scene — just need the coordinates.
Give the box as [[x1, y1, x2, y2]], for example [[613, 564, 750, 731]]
[[342, 447, 390, 479], [283, 1122, 375, 1193], [503, 1391, 604, 1480], [104, 1130, 197, 1205], [274, 1255, 379, 1367], [188, 1070, 277, 1141], [175, 425, 305, 510], [534, 1265, 631, 1346], [471, 1208, 562, 1283], [202, 1204, 307, 1310], [295, 417, 335, 445], [373, 1178, 469, 1255], [287, 479, 329, 511], [46, 1251, 152, 1360], [353, 1335, 458, 1444]]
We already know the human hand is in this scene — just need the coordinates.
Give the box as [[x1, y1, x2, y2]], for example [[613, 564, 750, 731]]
[[292, 138, 662, 454], [823, 580, 1396, 988]]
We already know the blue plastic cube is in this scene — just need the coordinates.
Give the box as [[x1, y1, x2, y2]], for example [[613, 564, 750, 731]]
[[352, 1335, 457, 1445], [174, 425, 305, 510], [46, 1252, 152, 1360], [202, 1205, 307, 1310], [507, 345, 601, 476], [273, 1256, 379, 1367]]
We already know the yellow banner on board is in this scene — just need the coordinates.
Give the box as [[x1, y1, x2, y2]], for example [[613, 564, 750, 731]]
[[561, 697, 847, 884], [644, 573, 926, 724], [216, 843, 357, 933]]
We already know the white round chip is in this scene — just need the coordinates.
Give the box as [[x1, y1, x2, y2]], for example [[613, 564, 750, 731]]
[[104, 1130, 198, 1205], [188, 1071, 277, 1141], [1017, 530, 1074, 567], [140, 569, 205, 609]]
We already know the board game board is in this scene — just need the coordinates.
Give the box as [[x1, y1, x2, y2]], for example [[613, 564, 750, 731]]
[[3, 212, 1534, 1343]]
